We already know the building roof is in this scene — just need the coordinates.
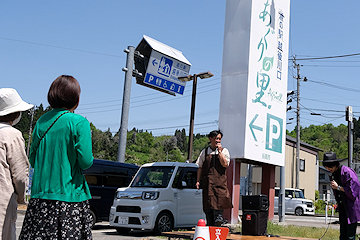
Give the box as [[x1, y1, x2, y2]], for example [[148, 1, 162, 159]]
[[286, 135, 323, 153]]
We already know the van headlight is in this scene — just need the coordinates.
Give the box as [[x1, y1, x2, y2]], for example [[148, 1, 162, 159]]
[[142, 191, 159, 200], [115, 191, 122, 199]]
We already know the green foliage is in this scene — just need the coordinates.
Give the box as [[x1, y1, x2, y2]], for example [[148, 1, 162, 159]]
[[175, 128, 187, 152], [288, 122, 355, 162], [91, 124, 118, 160], [14, 104, 51, 151], [191, 134, 208, 162], [314, 200, 326, 212], [315, 190, 319, 200]]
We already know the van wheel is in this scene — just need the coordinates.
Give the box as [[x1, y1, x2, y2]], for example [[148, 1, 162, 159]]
[[295, 207, 304, 216], [116, 227, 131, 234], [89, 209, 96, 228], [154, 212, 173, 235]]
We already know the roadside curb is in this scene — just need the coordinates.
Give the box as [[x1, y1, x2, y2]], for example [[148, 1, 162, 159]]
[[17, 209, 26, 215]]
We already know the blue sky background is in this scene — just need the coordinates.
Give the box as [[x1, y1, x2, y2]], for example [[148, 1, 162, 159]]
[[1, 1, 359, 136]]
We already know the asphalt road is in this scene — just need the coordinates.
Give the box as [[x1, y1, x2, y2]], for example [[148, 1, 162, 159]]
[[15, 211, 352, 240], [15, 212, 163, 240]]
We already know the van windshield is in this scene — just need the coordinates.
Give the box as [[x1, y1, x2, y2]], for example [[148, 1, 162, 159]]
[[131, 166, 175, 188]]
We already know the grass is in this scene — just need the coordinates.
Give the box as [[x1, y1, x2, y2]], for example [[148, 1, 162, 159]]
[[266, 221, 341, 240], [174, 220, 348, 240]]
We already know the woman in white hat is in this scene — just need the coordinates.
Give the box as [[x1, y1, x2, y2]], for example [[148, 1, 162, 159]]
[[0, 88, 33, 240]]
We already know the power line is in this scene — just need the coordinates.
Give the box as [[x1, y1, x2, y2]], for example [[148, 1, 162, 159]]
[[306, 79, 360, 93], [301, 97, 360, 108], [80, 76, 221, 108], [302, 65, 360, 68], [77, 84, 221, 114], [291, 52, 360, 61], [107, 121, 217, 134], [0, 36, 123, 58]]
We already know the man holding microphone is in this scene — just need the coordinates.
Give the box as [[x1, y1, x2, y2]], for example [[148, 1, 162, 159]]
[[195, 130, 232, 226]]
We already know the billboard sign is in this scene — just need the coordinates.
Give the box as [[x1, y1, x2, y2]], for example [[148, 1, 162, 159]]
[[219, 0, 290, 166], [135, 35, 191, 95]]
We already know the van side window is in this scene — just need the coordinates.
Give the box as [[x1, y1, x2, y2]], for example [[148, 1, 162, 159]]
[[172, 168, 184, 188], [275, 189, 279, 197], [85, 175, 101, 186], [104, 176, 127, 187], [181, 170, 197, 189], [285, 190, 292, 197], [173, 168, 198, 189]]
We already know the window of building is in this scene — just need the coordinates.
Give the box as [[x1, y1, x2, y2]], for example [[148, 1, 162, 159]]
[[300, 159, 305, 171], [319, 173, 325, 180]]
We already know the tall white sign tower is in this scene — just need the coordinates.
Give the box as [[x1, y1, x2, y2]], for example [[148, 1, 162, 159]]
[[219, 0, 290, 166]]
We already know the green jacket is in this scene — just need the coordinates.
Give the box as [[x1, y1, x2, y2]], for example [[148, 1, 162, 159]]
[[29, 108, 93, 202]]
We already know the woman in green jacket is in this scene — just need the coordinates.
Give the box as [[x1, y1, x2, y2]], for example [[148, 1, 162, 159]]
[[19, 75, 94, 240]]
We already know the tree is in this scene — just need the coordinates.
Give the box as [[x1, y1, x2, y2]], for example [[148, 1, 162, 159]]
[[175, 129, 187, 152], [163, 136, 177, 161], [14, 104, 51, 151]]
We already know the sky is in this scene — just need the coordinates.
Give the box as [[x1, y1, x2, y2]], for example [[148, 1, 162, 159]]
[[1, 1, 360, 136]]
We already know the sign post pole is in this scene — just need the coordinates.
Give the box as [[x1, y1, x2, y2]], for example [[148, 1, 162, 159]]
[[117, 46, 135, 163], [187, 74, 197, 161]]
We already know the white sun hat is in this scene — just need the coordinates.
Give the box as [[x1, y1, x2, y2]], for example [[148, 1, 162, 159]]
[[0, 88, 34, 116]]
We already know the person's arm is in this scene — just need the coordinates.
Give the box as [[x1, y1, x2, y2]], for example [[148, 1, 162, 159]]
[[7, 132, 29, 204], [217, 147, 230, 168], [218, 151, 228, 168], [75, 118, 94, 170], [195, 149, 205, 189], [341, 169, 359, 201], [331, 168, 359, 201]]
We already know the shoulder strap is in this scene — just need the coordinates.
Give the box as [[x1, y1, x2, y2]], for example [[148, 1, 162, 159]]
[[33, 111, 69, 152]]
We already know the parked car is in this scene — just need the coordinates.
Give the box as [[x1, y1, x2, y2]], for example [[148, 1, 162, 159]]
[[109, 162, 205, 234], [273, 187, 315, 216], [83, 159, 139, 227]]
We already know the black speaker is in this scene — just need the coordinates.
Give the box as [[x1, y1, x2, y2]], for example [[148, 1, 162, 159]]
[[242, 195, 269, 212], [242, 210, 268, 236]]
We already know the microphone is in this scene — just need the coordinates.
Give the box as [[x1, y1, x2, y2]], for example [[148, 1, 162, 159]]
[[329, 174, 334, 181]]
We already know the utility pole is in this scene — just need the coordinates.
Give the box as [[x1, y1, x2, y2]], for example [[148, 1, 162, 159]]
[[280, 91, 294, 222], [294, 57, 301, 190], [26, 107, 35, 157], [117, 46, 135, 163], [346, 106, 353, 168], [117, 47, 143, 163], [293, 57, 307, 189]]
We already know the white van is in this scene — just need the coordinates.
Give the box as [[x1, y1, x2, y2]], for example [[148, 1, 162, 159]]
[[274, 187, 315, 216], [109, 162, 205, 234]]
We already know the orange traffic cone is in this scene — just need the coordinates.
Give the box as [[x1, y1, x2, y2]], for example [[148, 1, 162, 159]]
[[193, 219, 210, 240]]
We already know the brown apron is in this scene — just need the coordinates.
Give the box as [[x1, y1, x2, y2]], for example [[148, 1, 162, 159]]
[[201, 147, 233, 211]]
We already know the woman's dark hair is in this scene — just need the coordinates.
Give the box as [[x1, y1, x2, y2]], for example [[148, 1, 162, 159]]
[[0, 112, 20, 123], [208, 130, 223, 138], [323, 160, 340, 168], [47, 75, 81, 109]]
